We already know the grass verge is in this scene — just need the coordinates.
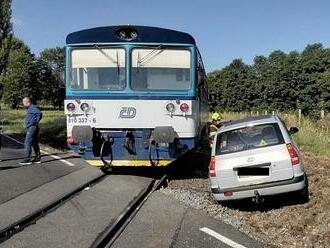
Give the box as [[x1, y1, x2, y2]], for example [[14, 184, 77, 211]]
[[1, 109, 66, 150]]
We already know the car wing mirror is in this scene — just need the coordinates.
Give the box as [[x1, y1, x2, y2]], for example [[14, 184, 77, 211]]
[[289, 127, 299, 135]]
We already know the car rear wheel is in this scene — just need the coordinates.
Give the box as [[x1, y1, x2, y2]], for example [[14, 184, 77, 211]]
[[297, 174, 309, 203]]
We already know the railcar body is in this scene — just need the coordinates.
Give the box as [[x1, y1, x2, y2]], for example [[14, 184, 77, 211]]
[[64, 25, 209, 166]]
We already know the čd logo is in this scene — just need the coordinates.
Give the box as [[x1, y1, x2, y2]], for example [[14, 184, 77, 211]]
[[119, 107, 136, 118]]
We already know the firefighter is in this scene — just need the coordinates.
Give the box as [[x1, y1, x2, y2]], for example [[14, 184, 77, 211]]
[[209, 112, 222, 147]]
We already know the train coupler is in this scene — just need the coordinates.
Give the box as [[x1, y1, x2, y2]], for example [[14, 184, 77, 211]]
[[100, 135, 114, 172], [148, 139, 160, 166], [78, 143, 86, 155]]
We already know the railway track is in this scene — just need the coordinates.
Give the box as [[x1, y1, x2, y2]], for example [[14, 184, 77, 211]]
[[91, 174, 168, 248], [0, 168, 168, 248], [0, 172, 108, 243]]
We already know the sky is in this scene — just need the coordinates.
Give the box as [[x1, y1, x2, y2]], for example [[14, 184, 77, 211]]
[[11, 0, 330, 71]]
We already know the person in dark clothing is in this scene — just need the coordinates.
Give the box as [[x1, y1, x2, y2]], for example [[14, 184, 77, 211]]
[[19, 97, 43, 165]]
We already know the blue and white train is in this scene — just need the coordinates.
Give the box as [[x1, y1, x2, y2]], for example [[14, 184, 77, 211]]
[[64, 25, 209, 167]]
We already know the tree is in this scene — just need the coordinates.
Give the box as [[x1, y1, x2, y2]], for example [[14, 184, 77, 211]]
[[2, 38, 36, 108], [0, 0, 13, 97], [35, 58, 54, 103], [318, 71, 330, 111], [208, 59, 256, 112], [208, 43, 330, 116], [298, 44, 330, 114], [39, 47, 65, 109]]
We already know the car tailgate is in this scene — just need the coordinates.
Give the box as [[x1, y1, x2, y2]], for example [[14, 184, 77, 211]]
[[214, 144, 294, 189]]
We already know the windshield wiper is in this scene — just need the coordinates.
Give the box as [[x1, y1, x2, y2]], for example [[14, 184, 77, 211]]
[[138, 44, 165, 67], [94, 45, 120, 74], [116, 51, 120, 74]]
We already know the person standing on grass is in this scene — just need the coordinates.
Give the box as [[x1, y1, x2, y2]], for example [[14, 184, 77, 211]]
[[19, 97, 43, 165]]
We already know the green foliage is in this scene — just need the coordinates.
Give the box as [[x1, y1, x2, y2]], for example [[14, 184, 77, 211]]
[[1, 38, 37, 108], [38, 47, 65, 109], [0, 36, 65, 109], [0, 0, 13, 96], [208, 43, 330, 116]]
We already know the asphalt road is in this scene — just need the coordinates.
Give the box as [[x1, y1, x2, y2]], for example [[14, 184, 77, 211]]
[[0, 134, 91, 204], [0, 175, 154, 248], [112, 191, 263, 248], [0, 134, 262, 248], [0, 133, 105, 236]]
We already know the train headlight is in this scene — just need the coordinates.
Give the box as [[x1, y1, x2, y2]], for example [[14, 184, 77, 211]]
[[116, 27, 139, 41], [66, 103, 76, 112], [180, 103, 189, 113], [80, 103, 90, 112], [166, 103, 175, 113]]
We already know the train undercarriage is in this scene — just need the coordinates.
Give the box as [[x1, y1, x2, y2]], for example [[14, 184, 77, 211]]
[[69, 126, 197, 168]]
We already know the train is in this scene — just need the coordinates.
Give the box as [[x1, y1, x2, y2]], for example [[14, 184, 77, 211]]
[[64, 25, 209, 167]]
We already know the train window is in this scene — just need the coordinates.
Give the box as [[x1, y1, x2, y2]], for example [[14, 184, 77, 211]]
[[70, 48, 126, 91], [131, 48, 191, 91]]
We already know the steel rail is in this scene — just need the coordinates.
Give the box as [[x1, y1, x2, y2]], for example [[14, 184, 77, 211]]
[[0, 173, 108, 243], [90, 174, 168, 248]]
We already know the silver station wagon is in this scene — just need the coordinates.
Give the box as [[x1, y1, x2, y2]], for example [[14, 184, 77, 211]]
[[209, 115, 308, 202]]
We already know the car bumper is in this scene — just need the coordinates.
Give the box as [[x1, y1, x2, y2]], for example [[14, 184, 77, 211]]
[[211, 174, 306, 201]]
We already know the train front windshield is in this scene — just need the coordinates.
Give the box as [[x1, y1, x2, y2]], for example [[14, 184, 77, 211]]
[[69, 47, 192, 92], [70, 48, 126, 91], [131, 48, 191, 91]]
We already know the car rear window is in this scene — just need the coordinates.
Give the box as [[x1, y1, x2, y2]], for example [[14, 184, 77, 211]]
[[215, 123, 285, 155]]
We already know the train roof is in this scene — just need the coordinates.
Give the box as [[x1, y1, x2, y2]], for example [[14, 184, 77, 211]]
[[66, 25, 196, 45]]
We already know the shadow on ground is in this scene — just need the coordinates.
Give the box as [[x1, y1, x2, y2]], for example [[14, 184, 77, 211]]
[[218, 190, 310, 212], [100, 149, 211, 180]]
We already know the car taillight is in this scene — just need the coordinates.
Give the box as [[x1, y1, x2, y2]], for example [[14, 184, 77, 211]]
[[209, 156, 216, 177], [224, 191, 233, 196], [287, 143, 299, 165], [180, 103, 189, 113], [67, 136, 74, 145]]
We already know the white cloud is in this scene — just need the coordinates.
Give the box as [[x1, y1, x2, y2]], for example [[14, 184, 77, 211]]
[[12, 17, 25, 26]]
